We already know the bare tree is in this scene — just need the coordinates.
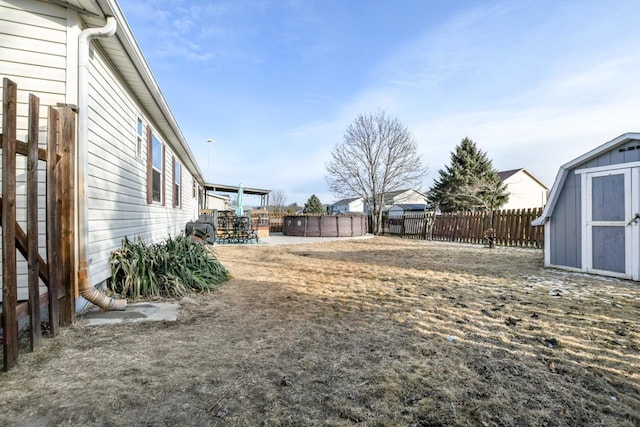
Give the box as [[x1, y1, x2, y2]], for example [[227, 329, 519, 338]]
[[269, 189, 287, 213], [449, 175, 509, 219], [325, 110, 427, 234]]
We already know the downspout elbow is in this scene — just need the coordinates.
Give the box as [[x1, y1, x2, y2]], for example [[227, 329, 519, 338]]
[[78, 16, 126, 311], [79, 269, 126, 311]]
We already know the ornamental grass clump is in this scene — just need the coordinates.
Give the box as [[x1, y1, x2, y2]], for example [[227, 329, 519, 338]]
[[109, 235, 230, 300]]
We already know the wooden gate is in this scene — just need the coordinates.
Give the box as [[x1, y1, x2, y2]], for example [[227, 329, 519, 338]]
[[1, 78, 76, 371]]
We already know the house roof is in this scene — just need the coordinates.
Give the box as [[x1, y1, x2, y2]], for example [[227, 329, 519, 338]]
[[207, 193, 229, 201], [498, 168, 548, 189], [333, 197, 362, 205], [389, 204, 427, 211], [383, 189, 428, 205], [497, 169, 521, 181], [204, 183, 270, 197], [60, 0, 205, 183], [532, 132, 640, 226]]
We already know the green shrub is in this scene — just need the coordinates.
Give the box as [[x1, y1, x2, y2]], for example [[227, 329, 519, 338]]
[[109, 235, 230, 300]]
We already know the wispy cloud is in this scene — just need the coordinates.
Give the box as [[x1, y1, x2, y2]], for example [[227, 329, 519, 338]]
[[120, 0, 236, 62], [118, 0, 640, 204], [335, 0, 640, 188]]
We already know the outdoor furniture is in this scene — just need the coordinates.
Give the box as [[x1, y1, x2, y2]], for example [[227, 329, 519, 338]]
[[185, 213, 217, 244], [216, 215, 259, 244]]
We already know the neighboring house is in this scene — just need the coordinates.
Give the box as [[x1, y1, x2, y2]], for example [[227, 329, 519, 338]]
[[498, 168, 548, 210], [532, 132, 640, 281], [382, 189, 429, 211], [332, 197, 365, 213], [388, 204, 427, 218], [0, 0, 205, 303], [206, 194, 230, 211], [330, 190, 427, 215]]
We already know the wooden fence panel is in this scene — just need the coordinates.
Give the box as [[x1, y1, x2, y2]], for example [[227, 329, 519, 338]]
[[1, 78, 71, 370], [383, 208, 544, 248], [268, 213, 284, 232]]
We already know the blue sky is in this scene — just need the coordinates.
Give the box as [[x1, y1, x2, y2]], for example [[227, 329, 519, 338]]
[[117, 0, 640, 207]]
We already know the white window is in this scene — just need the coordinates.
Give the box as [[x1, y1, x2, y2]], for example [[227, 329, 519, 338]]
[[173, 158, 181, 208], [152, 135, 163, 203], [136, 118, 144, 158]]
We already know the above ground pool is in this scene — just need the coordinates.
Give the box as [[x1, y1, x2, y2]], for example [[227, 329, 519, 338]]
[[282, 215, 368, 237]]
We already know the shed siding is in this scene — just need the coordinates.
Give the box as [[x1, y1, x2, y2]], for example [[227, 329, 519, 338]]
[[548, 138, 640, 271], [585, 140, 640, 169], [0, 0, 68, 300], [86, 46, 199, 283], [550, 171, 581, 268]]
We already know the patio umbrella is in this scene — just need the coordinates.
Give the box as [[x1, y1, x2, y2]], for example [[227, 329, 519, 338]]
[[236, 183, 244, 217]]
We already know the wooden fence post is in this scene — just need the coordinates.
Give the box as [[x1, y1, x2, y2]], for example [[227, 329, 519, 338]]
[[27, 94, 42, 351], [2, 78, 19, 371], [46, 106, 61, 336], [58, 107, 76, 326]]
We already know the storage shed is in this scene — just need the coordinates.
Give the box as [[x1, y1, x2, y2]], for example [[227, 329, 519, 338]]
[[532, 132, 640, 280]]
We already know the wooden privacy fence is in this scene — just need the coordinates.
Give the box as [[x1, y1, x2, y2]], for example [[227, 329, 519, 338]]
[[1, 78, 76, 371], [385, 208, 544, 248], [269, 212, 285, 232]]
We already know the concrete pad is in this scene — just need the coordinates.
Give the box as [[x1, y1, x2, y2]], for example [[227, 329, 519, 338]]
[[82, 302, 178, 326]]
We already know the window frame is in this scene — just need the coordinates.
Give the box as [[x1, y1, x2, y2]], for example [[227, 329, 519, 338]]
[[136, 117, 144, 159], [147, 127, 165, 205], [173, 156, 181, 208]]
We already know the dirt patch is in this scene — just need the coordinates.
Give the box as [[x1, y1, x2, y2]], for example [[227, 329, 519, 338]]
[[1, 237, 638, 426]]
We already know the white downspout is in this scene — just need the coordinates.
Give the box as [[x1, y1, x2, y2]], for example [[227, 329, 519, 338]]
[[78, 17, 126, 310]]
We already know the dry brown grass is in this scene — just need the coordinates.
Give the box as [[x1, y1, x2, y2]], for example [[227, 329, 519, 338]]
[[0, 236, 638, 426]]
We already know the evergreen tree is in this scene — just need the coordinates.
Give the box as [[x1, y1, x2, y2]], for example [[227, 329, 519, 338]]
[[428, 137, 509, 212], [303, 194, 324, 214]]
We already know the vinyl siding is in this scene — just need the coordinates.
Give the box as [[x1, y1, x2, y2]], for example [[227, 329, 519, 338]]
[[0, 0, 68, 301], [502, 171, 547, 210], [86, 45, 199, 283], [0, 0, 68, 103], [549, 172, 581, 268], [548, 140, 640, 270], [1, 0, 201, 301]]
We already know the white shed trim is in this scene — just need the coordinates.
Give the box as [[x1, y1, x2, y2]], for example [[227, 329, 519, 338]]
[[532, 132, 640, 226]]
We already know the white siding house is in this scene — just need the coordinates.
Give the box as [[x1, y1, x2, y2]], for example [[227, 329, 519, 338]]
[[332, 197, 365, 213], [0, 0, 205, 302], [387, 204, 427, 218], [383, 189, 429, 211], [498, 168, 548, 210], [206, 193, 230, 211]]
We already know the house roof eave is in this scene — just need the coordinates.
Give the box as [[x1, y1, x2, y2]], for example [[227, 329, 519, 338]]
[[501, 168, 548, 190], [520, 169, 549, 190], [64, 0, 206, 184]]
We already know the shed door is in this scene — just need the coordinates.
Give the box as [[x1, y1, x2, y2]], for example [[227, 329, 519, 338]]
[[585, 169, 633, 278]]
